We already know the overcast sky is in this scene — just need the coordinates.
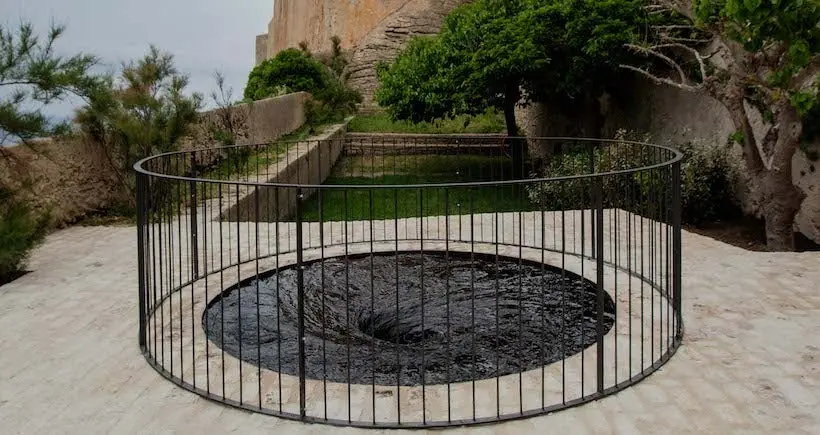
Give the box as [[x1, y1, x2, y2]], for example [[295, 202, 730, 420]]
[[1, 0, 273, 120]]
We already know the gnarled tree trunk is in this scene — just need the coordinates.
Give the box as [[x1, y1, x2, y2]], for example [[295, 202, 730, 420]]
[[722, 85, 805, 251], [761, 105, 805, 251]]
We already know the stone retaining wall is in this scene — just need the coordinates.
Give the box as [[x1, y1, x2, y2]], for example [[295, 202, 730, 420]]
[[0, 93, 309, 227], [0, 138, 120, 226], [344, 133, 507, 155], [221, 122, 350, 222], [516, 78, 820, 244]]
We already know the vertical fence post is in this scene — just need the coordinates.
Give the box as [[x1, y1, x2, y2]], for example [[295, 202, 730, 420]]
[[594, 174, 605, 394], [295, 187, 307, 420], [190, 153, 199, 279], [136, 171, 148, 350], [672, 161, 683, 341], [589, 143, 597, 259]]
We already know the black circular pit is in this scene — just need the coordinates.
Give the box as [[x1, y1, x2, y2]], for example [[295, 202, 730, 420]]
[[203, 251, 615, 386]]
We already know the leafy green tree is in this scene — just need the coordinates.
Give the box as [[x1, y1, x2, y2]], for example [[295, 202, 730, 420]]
[[524, 0, 649, 137], [244, 48, 327, 100], [377, 0, 546, 173], [621, 0, 819, 250], [374, 36, 451, 124], [377, 0, 545, 135], [0, 22, 98, 145], [75, 46, 202, 207], [375, 0, 647, 172]]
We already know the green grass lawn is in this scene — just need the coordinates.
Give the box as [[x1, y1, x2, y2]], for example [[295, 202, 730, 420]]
[[300, 154, 536, 221], [347, 111, 506, 135]]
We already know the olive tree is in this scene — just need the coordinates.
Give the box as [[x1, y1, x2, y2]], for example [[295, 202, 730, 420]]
[[375, 0, 648, 173], [621, 0, 819, 250]]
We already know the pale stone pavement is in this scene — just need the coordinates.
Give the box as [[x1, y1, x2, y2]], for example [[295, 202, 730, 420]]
[[0, 225, 818, 434]]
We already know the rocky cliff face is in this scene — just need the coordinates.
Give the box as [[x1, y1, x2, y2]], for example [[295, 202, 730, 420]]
[[345, 0, 471, 105], [257, 0, 468, 103], [263, 0, 410, 58]]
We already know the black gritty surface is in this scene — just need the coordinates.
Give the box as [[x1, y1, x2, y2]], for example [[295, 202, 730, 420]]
[[203, 252, 615, 386]]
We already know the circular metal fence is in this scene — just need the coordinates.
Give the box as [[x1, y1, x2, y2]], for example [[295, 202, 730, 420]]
[[134, 135, 683, 428]]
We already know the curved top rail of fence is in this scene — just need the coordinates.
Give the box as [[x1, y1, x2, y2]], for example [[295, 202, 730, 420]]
[[133, 136, 683, 188]]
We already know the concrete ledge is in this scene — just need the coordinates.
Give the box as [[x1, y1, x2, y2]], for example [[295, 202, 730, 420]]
[[344, 133, 508, 155], [221, 120, 351, 222]]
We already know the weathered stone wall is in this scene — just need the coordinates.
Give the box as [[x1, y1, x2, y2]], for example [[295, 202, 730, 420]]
[[205, 91, 309, 146], [1, 93, 310, 227], [255, 34, 269, 66], [0, 138, 120, 227], [517, 77, 820, 243], [262, 0, 411, 57]]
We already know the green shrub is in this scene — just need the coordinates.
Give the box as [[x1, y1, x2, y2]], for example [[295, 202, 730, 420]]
[[527, 131, 654, 211], [0, 188, 48, 284], [527, 131, 740, 225], [677, 142, 740, 224], [526, 148, 595, 211], [308, 72, 362, 124], [244, 49, 327, 100], [245, 40, 362, 126]]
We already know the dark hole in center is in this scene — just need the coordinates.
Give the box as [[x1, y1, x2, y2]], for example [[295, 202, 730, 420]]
[[358, 310, 440, 344]]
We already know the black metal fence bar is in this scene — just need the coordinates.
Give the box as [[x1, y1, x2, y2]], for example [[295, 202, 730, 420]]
[[134, 136, 683, 428]]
